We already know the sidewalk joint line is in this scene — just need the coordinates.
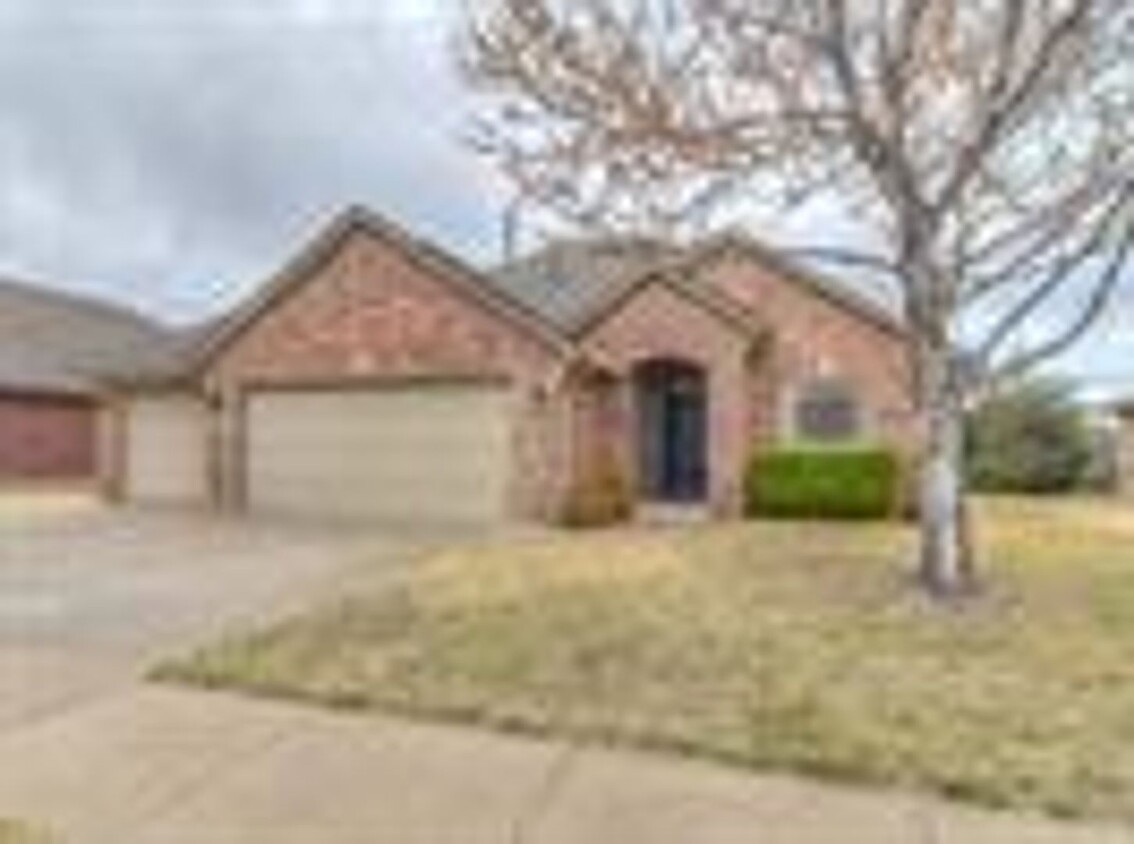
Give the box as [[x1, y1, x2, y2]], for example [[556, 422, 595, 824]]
[[509, 742, 581, 844]]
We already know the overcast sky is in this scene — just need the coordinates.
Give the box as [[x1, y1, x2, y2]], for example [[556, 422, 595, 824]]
[[0, 0, 495, 317], [0, 0, 1130, 396]]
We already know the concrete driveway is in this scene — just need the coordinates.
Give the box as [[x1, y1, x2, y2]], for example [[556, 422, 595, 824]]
[[0, 496, 408, 733]]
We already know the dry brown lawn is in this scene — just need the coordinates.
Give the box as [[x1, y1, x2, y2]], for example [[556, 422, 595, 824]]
[[158, 497, 1134, 822], [0, 821, 50, 844]]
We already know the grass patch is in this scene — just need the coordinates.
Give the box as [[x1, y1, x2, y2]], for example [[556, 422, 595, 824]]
[[156, 497, 1134, 822], [0, 821, 51, 844]]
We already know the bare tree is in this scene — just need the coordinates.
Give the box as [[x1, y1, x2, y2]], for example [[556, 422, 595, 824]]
[[460, 0, 1133, 597]]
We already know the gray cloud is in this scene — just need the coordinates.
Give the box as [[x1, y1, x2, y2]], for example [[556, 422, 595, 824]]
[[0, 0, 1129, 392], [0, 0, 500, 321]]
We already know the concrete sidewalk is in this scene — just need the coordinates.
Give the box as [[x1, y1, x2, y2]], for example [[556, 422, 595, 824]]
[[0, 686, 1126, 844]]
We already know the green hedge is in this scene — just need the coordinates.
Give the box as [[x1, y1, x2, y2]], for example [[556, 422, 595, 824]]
[[744, 445, 900, 520]]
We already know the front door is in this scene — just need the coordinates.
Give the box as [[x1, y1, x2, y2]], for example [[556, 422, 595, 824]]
[[637, 361, 708, 502]]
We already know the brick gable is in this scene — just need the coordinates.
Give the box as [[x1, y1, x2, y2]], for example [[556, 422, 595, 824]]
[[702, 250, 914, 447], [207, 229, 561, 387], [578, 281, 758, 513]]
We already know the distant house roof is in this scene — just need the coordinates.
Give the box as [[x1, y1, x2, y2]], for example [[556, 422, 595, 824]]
[[0, 278, 182, 396]]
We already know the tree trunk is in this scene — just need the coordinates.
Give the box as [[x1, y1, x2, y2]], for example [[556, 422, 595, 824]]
[[916, 350, 975, 597]]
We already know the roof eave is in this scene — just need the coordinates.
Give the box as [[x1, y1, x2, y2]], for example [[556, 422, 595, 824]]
[[0, 382, 95, 400], [98, 372, 200, 393], [694, 233, 907, 340]]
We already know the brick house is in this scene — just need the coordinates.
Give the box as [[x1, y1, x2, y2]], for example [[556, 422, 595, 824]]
[[105, 206, 915, 523], [0, 279, 174, 483]]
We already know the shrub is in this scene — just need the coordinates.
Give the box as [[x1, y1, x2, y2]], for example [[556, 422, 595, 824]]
[[744, 445, 900, 520], [1079, 423, 1120, 494], [560, 447, 635, 528], [967, 379, 1093, 494]]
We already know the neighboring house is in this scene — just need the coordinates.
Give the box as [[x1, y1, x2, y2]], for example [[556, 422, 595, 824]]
[[104, 206, 915, 523], [0, 279, 174, 483], [1115, 402, 1134, 496]]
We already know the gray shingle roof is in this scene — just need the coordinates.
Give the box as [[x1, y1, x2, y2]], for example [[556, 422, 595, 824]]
[[488, 234, 903, 337], [490, 238, 686, 332], [0, 279, 183, 395]]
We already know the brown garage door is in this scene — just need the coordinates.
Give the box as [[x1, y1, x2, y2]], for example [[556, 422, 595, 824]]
[[0, 393, 96, 480], [245, 383, 513, 524]]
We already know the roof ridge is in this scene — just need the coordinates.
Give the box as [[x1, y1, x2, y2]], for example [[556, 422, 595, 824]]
[[0, 275, 183, 395], [0, 275, 166, 331], [492, 234, 684, 272]]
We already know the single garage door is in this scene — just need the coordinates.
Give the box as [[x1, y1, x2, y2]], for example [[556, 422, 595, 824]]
[[245, 383, 513, 524], [125, 395, 208, 505]]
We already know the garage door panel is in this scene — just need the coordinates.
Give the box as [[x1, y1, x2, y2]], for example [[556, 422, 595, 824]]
[[126, 396, 207, 505], [246, 385, 512, 524]]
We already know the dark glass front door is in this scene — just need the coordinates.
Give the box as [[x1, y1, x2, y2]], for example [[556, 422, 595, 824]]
[[637, 361, 708, 502]]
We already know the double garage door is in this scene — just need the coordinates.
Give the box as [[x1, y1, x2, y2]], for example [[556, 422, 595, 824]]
[[246, 385, 513, 524], [126, 384, 513, 524]]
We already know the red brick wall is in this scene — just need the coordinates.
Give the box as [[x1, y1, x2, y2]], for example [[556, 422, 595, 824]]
[[580, 283, 755, 513], [205, 229, 569, 518], [703, 252, 916, 451], [576, 260, 916, 515], [0, 393, 97, 480], [210, 234, 559, 386]]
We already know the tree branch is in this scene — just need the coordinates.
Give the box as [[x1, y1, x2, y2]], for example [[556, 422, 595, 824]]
[[988, 212, 1134, 386]]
